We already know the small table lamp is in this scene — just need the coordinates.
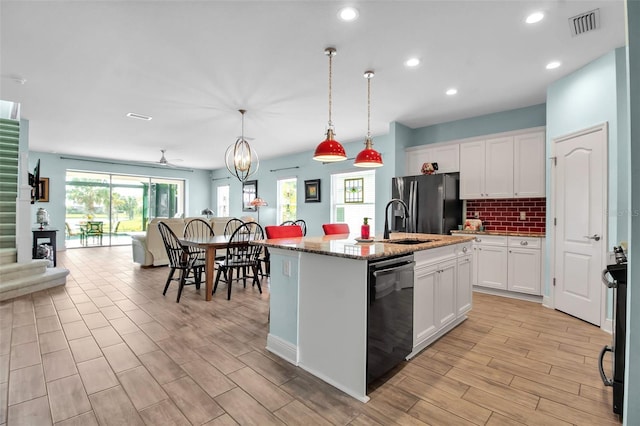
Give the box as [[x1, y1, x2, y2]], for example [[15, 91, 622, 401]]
[[250, 197, 268, 223], [201, 208, 214, 219]]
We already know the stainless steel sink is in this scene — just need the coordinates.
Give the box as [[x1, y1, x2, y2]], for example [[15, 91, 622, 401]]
[[383, 238, 437, 245]]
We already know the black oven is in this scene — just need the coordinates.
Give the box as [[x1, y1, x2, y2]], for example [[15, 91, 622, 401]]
[[367, 254, 414, 388], [599, 247, 627, 421]]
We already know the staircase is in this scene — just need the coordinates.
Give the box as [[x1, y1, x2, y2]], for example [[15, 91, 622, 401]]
[[0, 118, 19, 248], [0, 249, 69, 301], [0, 118, 68, 301]]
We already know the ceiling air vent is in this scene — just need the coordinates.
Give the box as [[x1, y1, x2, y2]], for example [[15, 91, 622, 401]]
[[569, 9, 600, 37]]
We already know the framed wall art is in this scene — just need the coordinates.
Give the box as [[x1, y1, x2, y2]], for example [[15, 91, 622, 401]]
[[304, 179, 321, 203]]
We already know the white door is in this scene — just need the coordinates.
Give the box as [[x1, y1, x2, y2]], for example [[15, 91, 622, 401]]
[[553, 125, 607, 326]]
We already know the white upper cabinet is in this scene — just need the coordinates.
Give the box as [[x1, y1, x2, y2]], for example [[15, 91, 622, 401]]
[[405, 143, 460, 176], [485, 136, 514, 198], [460, 137, 513, 199], [513, 131, 546, 198], [459, 141, 485, 199], [459, 128, 545, 199]]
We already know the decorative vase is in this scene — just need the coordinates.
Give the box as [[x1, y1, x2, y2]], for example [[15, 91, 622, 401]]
[[36, 207, 50, 229], [361, 217, 370, 239]]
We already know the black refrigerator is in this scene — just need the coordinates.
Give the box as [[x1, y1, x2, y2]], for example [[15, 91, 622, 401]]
[[391, 173, 462, 235]]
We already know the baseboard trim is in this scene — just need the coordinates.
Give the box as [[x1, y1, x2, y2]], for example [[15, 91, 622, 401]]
[[602, 318, 613, 334], [473, 286, 543, 303], [266, 334, 298, 366], [408, 316, 467, 360]]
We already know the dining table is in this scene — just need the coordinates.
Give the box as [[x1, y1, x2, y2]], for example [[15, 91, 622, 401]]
[[179, 234, 255, 301]]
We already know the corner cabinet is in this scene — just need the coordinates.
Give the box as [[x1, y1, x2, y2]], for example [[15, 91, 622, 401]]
[[459, 129, 545, 199], [411, 242, 472, 357], [454, 233, 544, 297]]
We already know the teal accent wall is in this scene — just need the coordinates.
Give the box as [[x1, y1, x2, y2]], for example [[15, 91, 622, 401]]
[[625, 0, 640, 422], [391, 121, 413, 176], [545, 49, 628, 318], [27, 150, 212, 249], [211, 127, 399, 237], [411, 104, 546, 147]]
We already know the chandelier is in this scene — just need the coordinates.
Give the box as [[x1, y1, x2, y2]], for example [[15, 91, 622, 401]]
[[313, 47, 347, 162], [354, 70, 383, 167], [225, 109, 259, 182]]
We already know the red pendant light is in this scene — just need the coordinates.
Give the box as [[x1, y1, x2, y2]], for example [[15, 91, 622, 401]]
[[313, 47, 347, 162], [355, 70, 383, 167]]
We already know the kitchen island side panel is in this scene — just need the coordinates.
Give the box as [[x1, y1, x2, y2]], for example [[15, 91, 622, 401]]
[[266, 249, 301, 362], [298, 252, 370, 402]]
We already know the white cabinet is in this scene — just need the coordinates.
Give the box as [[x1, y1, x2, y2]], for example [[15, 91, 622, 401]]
[[406, 143, 460, 175], [459, 141, 485, 199], [456, 251, 473, 316], [414, 258, 457, 345], [412, 243, 471, 356], [513, 131, 545, 197], [485, 136, 514, 197], [507, 236, 542, 295], [454, 233, 544, 297], [474, 236, 508, 290], [414, 263, 438, 344], [459, 129, 545, 199], [460, 137, 513, 199]]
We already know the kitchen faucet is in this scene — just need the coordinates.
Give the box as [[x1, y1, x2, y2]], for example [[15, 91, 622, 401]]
[[383, 198, 410, 239]]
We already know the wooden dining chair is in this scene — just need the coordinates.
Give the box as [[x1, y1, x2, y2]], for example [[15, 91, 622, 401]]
[[183, 218, 214, 262], [214, 223, 265, 300], [224, 218, 245, 236], [293, 219, 307, 236], [158, 221, 205, 302], [322, 223, 350, 235]]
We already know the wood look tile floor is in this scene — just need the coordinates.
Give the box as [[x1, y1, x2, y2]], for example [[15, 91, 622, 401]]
[[0, 246, 619, 425]]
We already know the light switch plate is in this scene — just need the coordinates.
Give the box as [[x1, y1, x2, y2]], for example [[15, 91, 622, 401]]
[[283, 260, 291, 277], [520, 211, 526, 220]]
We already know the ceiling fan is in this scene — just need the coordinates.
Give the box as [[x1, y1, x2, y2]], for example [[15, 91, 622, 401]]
[[149, 149, 183, 167]]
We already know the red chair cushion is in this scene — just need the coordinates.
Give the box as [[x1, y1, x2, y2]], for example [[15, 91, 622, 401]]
[[322, 223, 350, 235], [265, 225, 303, 239]]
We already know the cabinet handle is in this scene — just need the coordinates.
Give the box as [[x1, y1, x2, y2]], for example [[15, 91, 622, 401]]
[[462, 247, 468, 253], [520, 241, 528, 246], [509, 250, 512, 253], [515, 192, 518, 196], [475, 238, 482, 242]]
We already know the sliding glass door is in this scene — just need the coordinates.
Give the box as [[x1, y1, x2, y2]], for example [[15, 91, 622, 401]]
[[65, 171, 184, 248]]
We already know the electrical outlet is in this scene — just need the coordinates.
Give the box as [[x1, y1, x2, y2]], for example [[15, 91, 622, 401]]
[[520, 211, 526, 221], [283, 260, 291, 277]]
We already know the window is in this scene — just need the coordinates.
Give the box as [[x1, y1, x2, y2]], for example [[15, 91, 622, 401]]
[[277, 177, 297, 224], [217, 185, 230, 217], [64, 170, 184, 248], [331, 170, 376, 233]]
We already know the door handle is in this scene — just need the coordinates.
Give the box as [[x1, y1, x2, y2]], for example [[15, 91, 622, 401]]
[[584, 234, 601, 241]]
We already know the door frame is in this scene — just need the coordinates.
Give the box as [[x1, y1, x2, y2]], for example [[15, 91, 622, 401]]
[[548, 123, 609, 331]]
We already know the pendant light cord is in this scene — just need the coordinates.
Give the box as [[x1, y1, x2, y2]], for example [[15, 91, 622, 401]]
[[328, 51, 333, 128], [367, 74, 371, 138]]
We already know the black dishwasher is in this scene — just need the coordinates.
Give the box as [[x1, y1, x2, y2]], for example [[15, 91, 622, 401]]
[[367, 254, 414, 388]]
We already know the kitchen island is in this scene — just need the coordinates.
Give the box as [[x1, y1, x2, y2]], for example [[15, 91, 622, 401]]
[[253, 232, 474, 402]]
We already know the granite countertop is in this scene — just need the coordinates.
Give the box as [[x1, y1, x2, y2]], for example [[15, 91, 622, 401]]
[[451, 230, 546, 238], [252, 232, 475, 260]]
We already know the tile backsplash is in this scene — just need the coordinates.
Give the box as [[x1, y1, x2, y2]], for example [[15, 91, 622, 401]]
[[465, 198, 546, 233]]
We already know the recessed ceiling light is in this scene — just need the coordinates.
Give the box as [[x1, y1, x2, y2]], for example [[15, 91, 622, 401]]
[[405, 58, 420, 68], [126, 112, 152, 121], [546, 61, 561, 70], [446, 88, 458, 96], [338, 7, 359, 21], [525, 12, 544, 24]]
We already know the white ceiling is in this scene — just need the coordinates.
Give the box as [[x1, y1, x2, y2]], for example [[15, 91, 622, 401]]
[[1, 1, 626, 170]]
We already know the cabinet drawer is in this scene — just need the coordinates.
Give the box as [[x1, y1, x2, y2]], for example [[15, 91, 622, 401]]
[[507, 236, 541, 249], [472, 235, 507, 246]]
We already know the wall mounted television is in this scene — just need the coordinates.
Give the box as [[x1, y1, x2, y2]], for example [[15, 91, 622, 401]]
[[28, 159, 40, 203]]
